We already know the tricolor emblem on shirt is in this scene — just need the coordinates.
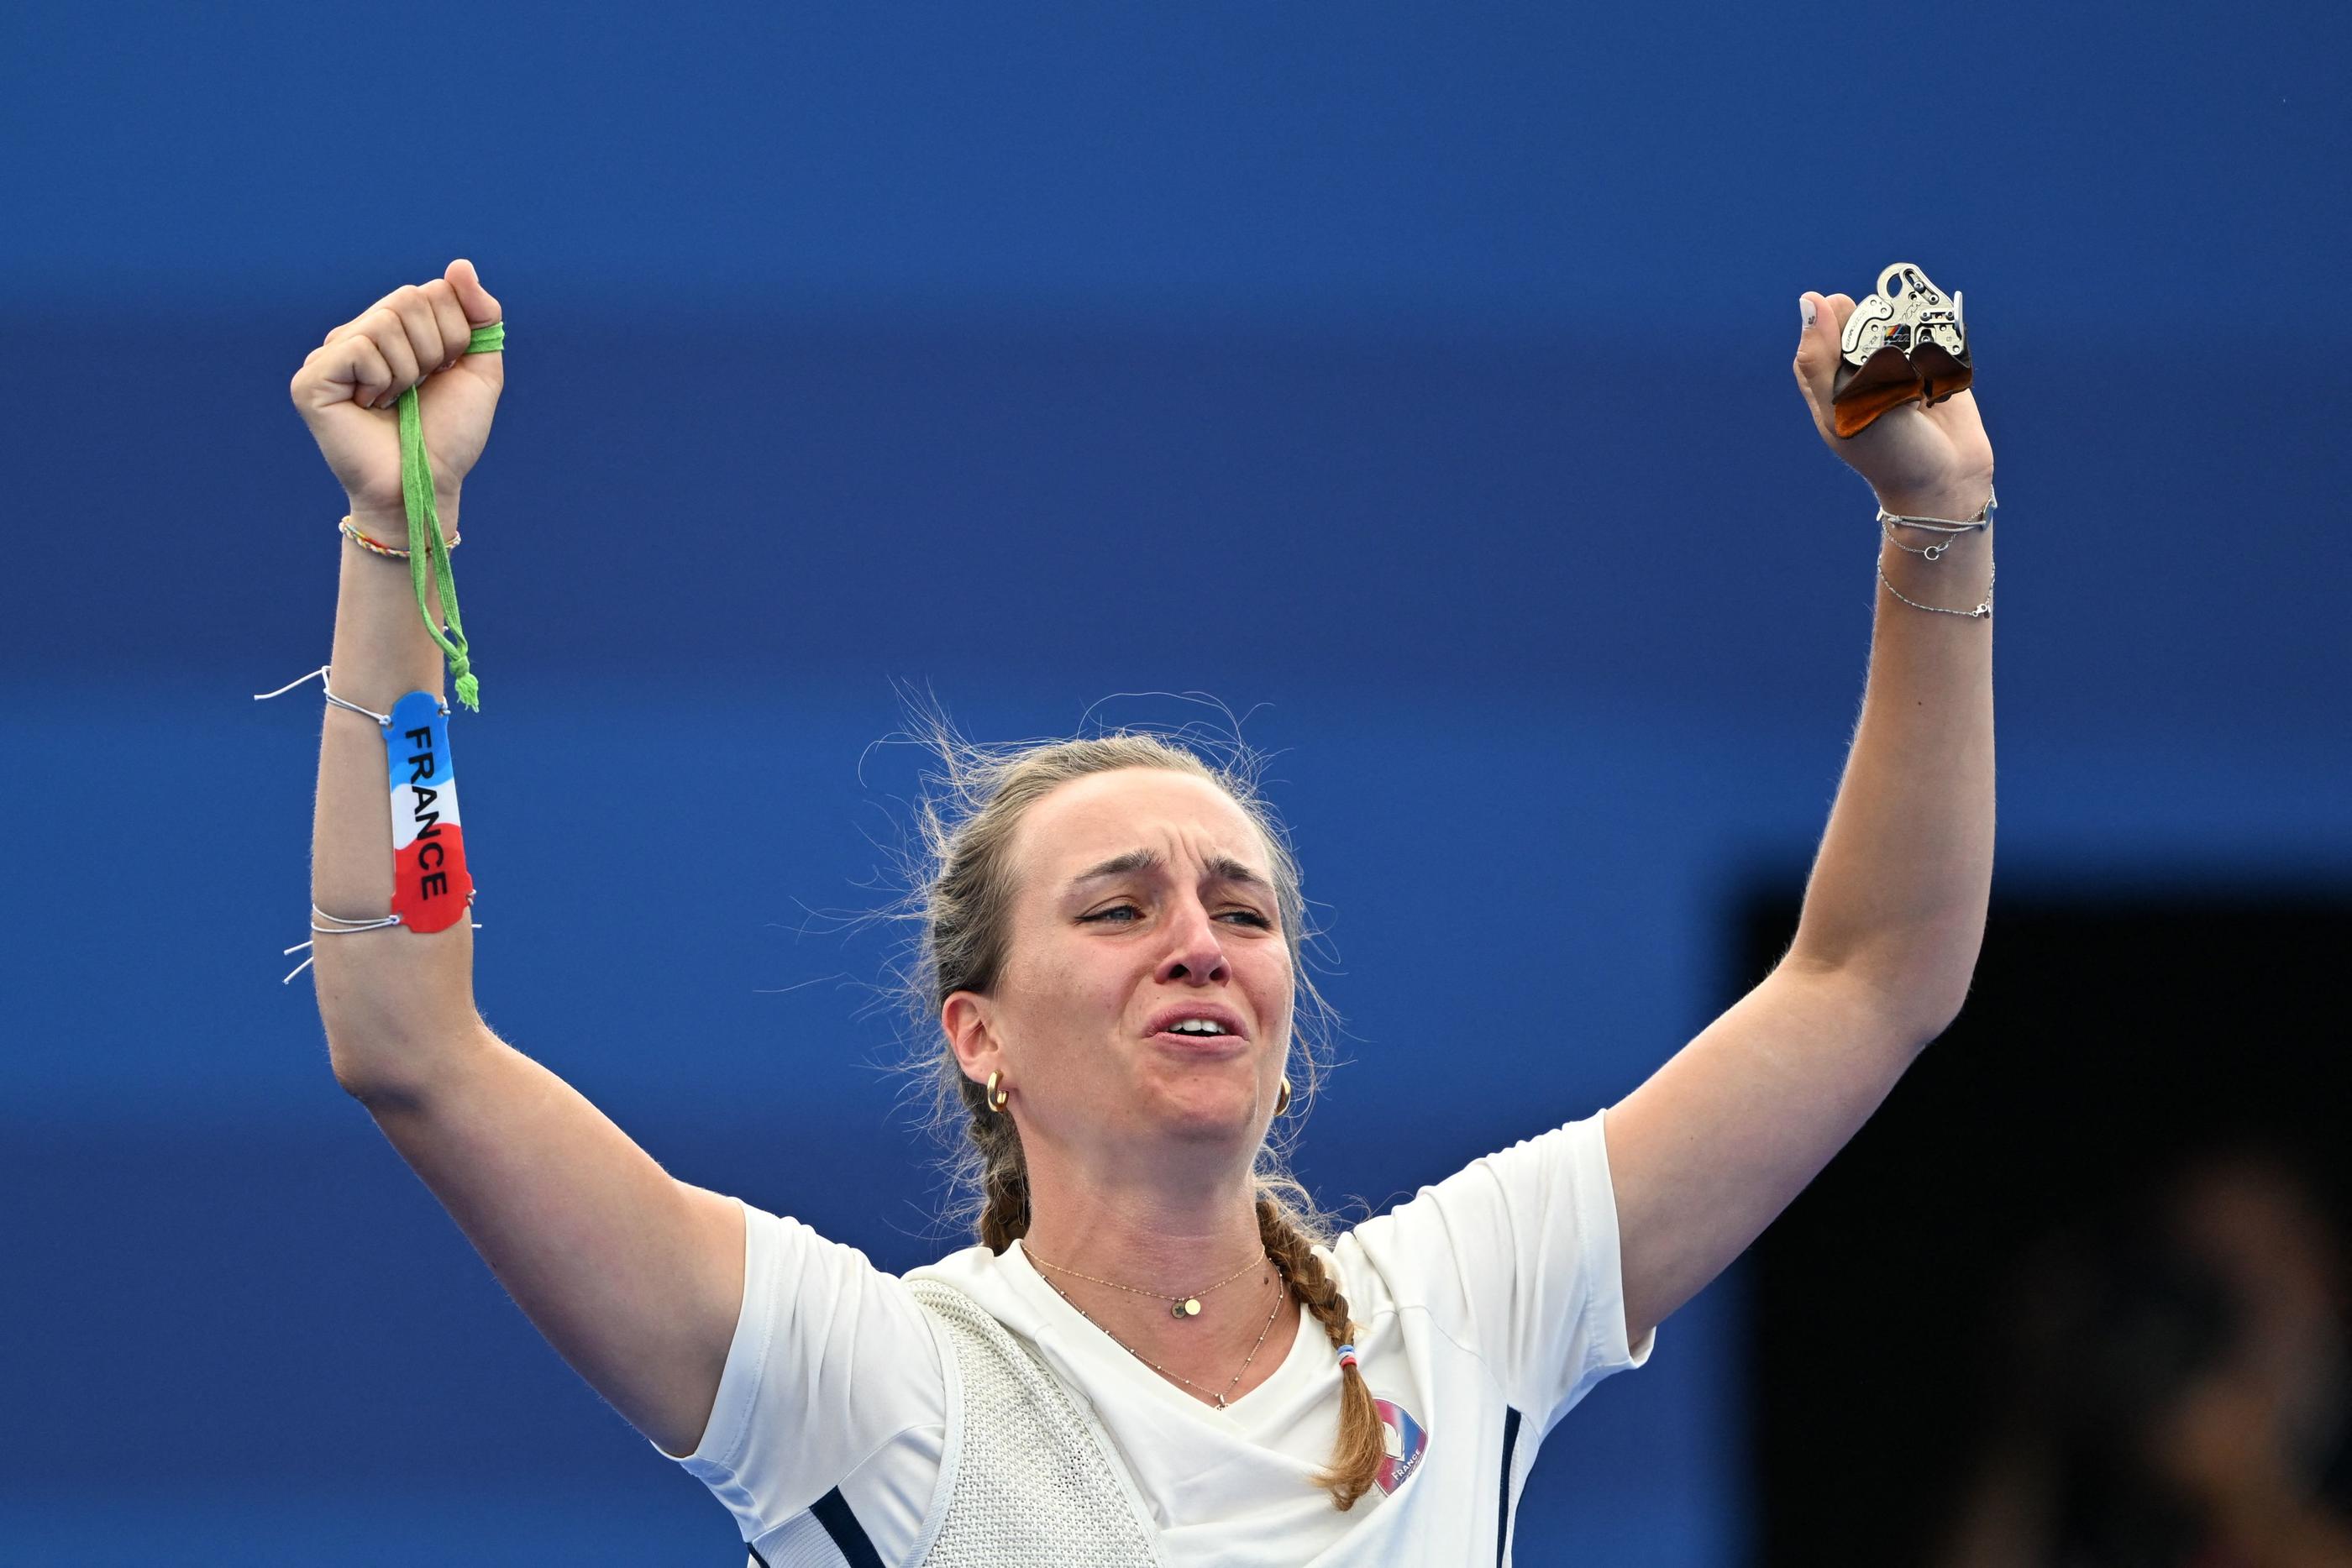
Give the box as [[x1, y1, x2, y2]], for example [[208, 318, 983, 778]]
[[384, 690, 472, 933], [1373, 1398, 1428, 1496]]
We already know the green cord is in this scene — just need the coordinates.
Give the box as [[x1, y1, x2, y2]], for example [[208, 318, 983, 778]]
[[395, 320, 506, 712]]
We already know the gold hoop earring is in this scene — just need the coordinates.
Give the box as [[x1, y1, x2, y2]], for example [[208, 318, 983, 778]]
[[986, 1069, 1010, 1113], [1275, 1077, 1292, 1116]]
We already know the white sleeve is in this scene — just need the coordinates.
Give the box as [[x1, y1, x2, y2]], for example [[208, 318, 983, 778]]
[[655, 1198, 948, 1548], [1346, 1108, 1653, 1420]]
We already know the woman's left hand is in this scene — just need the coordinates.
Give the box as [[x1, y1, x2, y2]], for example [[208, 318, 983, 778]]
[[1793, 290, 1996, 518]]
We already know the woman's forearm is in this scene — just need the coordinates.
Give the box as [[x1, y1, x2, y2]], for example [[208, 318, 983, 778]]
[[1785, 480, 1995, 1039], [311, 501, 486, 1091]]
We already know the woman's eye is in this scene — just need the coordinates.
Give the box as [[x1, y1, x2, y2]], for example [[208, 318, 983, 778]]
[[1219, 910, 1273, 929]]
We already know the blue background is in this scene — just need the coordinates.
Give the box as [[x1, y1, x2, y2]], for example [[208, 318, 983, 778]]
[[4, 2, 2347, 1562]]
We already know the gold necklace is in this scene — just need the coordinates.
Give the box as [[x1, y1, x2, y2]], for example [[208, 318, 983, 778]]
[[1042, 1266, 1289, 1409], [1025, 1246, 1269, 1320]]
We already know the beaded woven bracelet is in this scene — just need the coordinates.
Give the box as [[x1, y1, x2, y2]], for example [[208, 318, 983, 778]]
[[341, 515, 459, 560]]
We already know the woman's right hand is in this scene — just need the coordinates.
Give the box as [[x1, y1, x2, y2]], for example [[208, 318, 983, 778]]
[[291, 259, 504, 528]]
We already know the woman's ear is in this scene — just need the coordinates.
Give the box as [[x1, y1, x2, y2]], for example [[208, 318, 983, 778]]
[[942, 992, 1000, 1087]]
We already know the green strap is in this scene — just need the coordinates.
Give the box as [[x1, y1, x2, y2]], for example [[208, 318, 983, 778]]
[[395, 320, 505, 712]]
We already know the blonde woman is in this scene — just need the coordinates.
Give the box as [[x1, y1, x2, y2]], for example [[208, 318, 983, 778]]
[[289, 260, 1994, 1565]]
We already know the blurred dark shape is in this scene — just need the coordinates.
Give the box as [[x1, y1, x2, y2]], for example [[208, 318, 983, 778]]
[[1932, 1145, 2352, 1568]]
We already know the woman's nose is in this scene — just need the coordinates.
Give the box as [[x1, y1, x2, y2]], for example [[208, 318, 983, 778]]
[[1158, 900, 1230, 985]]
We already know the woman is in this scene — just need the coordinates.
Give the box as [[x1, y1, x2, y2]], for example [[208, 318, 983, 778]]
[[286, 258, 1995, 1565]]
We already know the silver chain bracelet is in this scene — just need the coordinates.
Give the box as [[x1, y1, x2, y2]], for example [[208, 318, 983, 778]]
[[1876, 484, 1995, 619]]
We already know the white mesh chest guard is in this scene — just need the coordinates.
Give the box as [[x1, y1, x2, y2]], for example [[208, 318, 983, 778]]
[[908, 1280, 1163, 1568]]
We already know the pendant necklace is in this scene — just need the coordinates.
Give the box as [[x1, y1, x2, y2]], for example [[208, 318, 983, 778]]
[[1025, 1246, 1269, 1320], [1040, 1266, 1289, 1409]]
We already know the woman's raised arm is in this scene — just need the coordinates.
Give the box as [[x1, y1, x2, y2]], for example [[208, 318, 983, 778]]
[[289, 261, 743, 1458], [1604, 286, 1998, 1345]]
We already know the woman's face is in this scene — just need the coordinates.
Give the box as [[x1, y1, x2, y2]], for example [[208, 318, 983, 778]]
[[953, 767, 1296, 1162]]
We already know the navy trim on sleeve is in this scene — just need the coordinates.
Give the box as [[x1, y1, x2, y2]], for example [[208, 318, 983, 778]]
[[1495, 1406, 1524, 1566], [811, 1487, 885, 1568]]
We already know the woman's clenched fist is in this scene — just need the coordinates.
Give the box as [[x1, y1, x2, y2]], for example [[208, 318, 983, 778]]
[[291, 259, 503, 526], [1792, 289, 1993, 522]]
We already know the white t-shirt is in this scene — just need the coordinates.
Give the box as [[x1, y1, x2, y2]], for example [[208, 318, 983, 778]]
[[664, 1109, 1653, 1566]]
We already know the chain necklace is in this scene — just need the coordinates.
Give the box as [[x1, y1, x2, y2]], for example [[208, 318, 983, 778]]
[[1040, 1264, 1289, 1409], [1024, 1246, 1270, 1320]]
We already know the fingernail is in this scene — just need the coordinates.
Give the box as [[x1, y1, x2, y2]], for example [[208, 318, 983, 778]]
[[1799, 295, 1817, 332]]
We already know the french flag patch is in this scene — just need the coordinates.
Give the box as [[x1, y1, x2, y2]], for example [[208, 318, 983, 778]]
[[384, 691, 472, 933], [1373, 1398, 1429, 1496]]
